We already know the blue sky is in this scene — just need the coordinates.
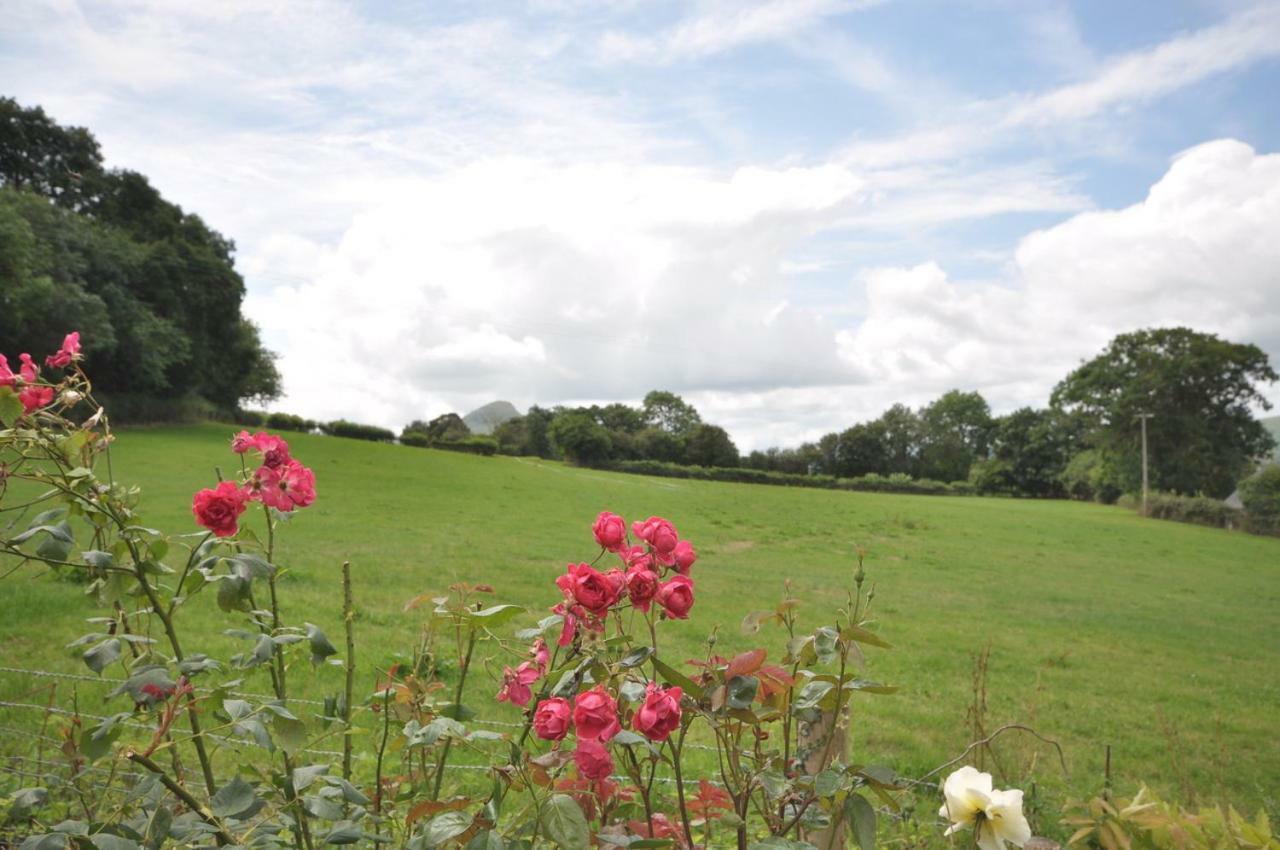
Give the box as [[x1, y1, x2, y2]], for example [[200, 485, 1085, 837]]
[[3, 0, 1279, 448]]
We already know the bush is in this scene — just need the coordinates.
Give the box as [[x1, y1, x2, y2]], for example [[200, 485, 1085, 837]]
[[232, 408, 266, 427], [266, 411, 316, 432], [321, 419, 396, 442], [601, 459, 970, 496], [1238, 464, 1280, 535], [400, 433, 498, 456], [1139, 491, 1243, 529]]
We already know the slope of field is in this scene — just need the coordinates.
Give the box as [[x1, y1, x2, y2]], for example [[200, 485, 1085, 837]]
[[2, 424, 1277, 810]]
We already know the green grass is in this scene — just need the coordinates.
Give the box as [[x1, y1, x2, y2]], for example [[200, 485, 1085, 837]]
[[2, 423, 1278, 812]]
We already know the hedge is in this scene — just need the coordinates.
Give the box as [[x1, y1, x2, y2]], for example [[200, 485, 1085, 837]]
[[401, 433, 498, 456], [320, 419, 396, 442], [597, 459, 972, 496], [1119, 491, 1244, 530]]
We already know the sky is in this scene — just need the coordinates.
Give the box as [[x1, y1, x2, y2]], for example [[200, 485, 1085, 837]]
[[3, 0, 1280, 450]]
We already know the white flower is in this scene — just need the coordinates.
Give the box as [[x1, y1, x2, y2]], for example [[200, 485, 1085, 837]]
[[939, 766, 1032, 850]]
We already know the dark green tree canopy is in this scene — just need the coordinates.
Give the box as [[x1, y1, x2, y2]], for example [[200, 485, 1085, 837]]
[[0, 97, 279, 413], [684, 423, 739, 468], [642, 390, 702, 436], [1051, 327, 1277, 497]]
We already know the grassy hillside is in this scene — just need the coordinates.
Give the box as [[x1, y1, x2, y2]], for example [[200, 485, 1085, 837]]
[[2, 423, 1278, 810]]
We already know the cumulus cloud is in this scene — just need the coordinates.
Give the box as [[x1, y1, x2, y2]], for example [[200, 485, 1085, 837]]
[[822, 139, 1280, 435], [246, 158, 869, 428]]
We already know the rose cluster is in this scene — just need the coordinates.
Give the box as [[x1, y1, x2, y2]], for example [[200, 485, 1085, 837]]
[[496, 512, 698, 788], [0, 332, 81, 415], [529, 680, 684, 782], [553, 511, 697, 648], [190, 431, 317, 537]]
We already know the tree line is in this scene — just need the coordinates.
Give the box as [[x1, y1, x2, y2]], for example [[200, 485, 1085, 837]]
[[0, 97, 279, 417], [443, 327, 1275, 502]]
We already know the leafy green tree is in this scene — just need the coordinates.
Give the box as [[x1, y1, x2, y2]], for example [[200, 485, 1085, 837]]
[[404, 413, 470, 442], [524, 405, 556, 458], [1052, 327, 1277, 497], [635, 427, 684, 463], [1237, 465, 1280, 534], [984, 407, 1084, 497], [874, 404, 922, 477], [550, 409, 612, 465], [0, 97, 103, 210], [642, 390, 702, 436], [918, 390, 993, 482], [835, 421, 890, 477], [684, 423, 739, 468], [492, 416, 530, 455]]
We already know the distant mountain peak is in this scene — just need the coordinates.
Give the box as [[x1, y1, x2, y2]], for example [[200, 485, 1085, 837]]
[[462, 401, 522, 434]]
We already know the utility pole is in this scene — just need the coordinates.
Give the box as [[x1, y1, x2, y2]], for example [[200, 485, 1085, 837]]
[[1136, 413, 1154, 513]]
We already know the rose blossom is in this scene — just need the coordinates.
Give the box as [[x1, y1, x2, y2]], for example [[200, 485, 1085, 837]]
[[497, 661, 541, 706], [626, 565, 660, 613], [633, 516, 679, 564], [533, 697, 572, 741], [555, 563, 619, 618], [592, 511, 628, 552], [673, 540, 697, 574], [252, 432, 291, 469], [18, 353, 38, 384], [231, 430, 255, 453], [19, 385, 54, 414], [530, 637, 550, 672], [656, 575, 695, 619], [259, 460, 317, 512], [0, 354, 13, 388], [45, 332, 81, 368], [619, 544, 651, 571], [573, 685, 621, 741], [633, 682, 683, 742], [192, 480, 249, 537], [574, 739, 614, 782]]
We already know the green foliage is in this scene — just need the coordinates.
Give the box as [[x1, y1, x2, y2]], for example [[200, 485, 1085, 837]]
[[642, 390, 702, 436], [1060, 449, 1124, 503], [683, 423, 739, 468], [549, 410, 612, 465], [1125, 491, 1243, 530], [0, 97, 280, 413], [1237, 464, 1280, 535], [401, 434, 498, 456], [265, 412, 318, 433], [403, 414, 471, 443], [1052, 327, 1277, 498], [917, 390, 993, 482], [321, 419, 396, 442]]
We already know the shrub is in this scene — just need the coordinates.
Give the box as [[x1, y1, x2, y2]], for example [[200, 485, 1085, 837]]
[[321, 418, 396, 442], [601, 459, 970, 496], [232, 408, 266, 426], [96, 391, 219, 424], [266, 411, 316, 432], [431, 436, 497, 456], [1139, 491, 1243, 529], [399, 431, 431, 448], [1238, 464, 1280, 535]]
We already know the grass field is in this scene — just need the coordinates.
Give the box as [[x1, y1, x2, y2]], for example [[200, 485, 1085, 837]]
[[2, 423, 1278, 816]]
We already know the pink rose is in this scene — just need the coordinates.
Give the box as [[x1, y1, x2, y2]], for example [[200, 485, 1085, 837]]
[[573, 685, 621, 741], [592, 511, 628, 552], [0, 354, 13, 388], [45, 332, 81, 368], [619, 544, 651, 571], [18, 353, 38, 384], [19, 385, 54, 414], [231, 430, 255, 453], [633, 682, 683, 742], [555, 563, 619, 618], [258, 460, 316, 512], [633, 516, 679, 565], [625, 565, 660, 613], [574, 739, 614, 782], [530, 637, 550, 672], [497, 661, 541, 706], [552, 602, 579, 647], [192, 480, 248, 537], [673, 540, 696, 574], [656, 575, 695, 620], [533, 697, 572, 741], [252, 432, 291, 469]]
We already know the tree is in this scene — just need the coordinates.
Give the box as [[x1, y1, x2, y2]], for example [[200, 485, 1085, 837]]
[[835, 421, 889, 477], [874, 404, 922, 477], [524, 405, 556, 459], [0, 97, 103, 210], [549, 410, 612, 465], [1237, 465, 1280, 534], [918, 390, 992, 482], [684, 424, 739, 468], [492, 416, 530, 455], [642, 390, 702, 436], [983, 407, 1084, 497], [1052, 327, 1277, 497], [403, 413, 470, 442]]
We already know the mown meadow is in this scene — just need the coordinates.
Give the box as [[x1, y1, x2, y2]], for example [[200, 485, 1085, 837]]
[[2, 423, 1277, 818]]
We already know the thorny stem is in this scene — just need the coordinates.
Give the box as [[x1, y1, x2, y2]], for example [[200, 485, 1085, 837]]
[[128, 752, 236, 846], [432, 620, 477, 800], [342, 560, 356, 783]]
